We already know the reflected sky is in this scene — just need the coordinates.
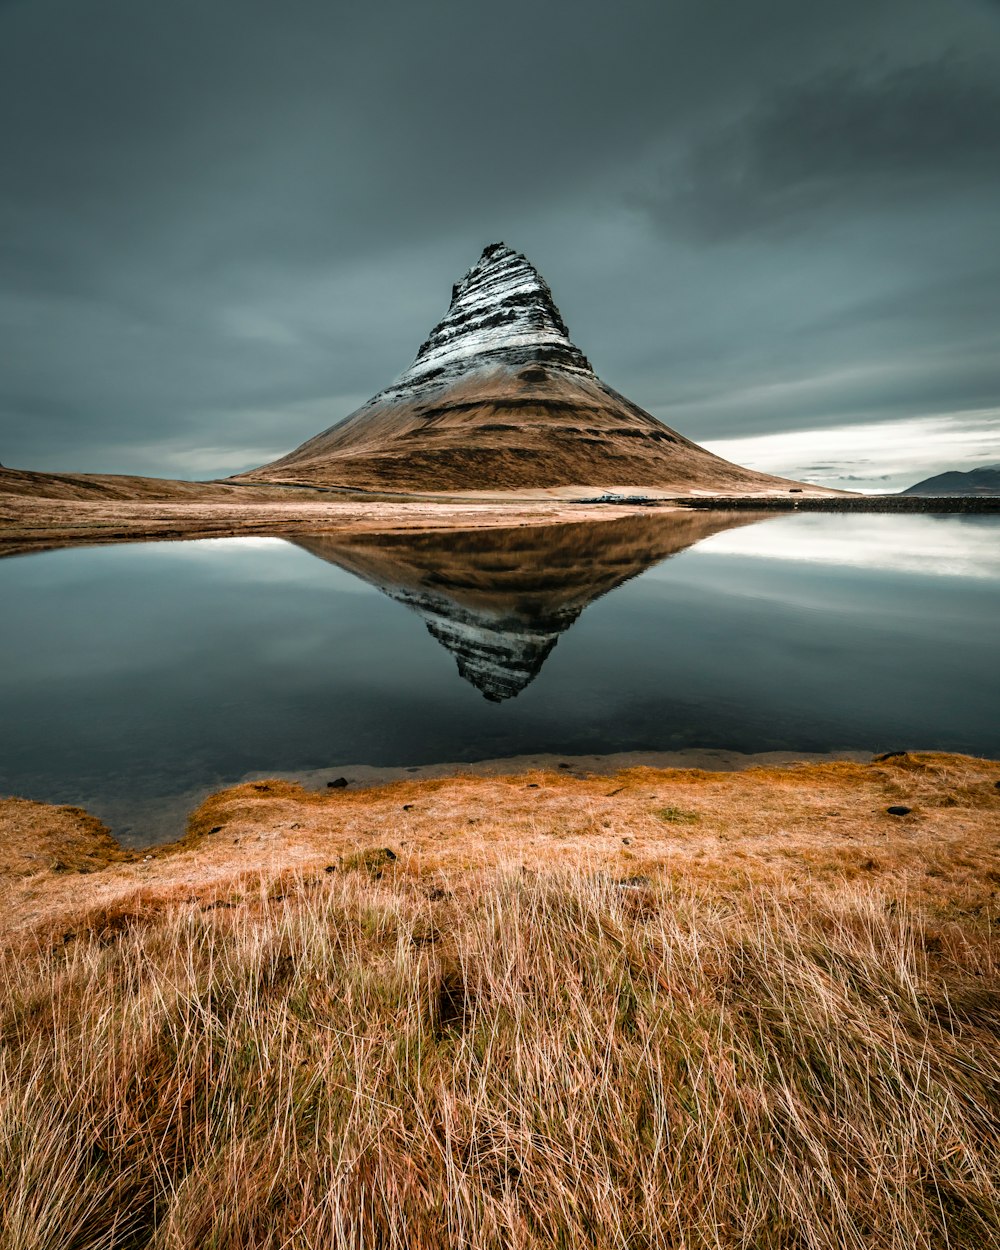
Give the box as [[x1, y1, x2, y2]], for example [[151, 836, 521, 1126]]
[[0, 511, 997, 843], [694, 512, 1000, 579]]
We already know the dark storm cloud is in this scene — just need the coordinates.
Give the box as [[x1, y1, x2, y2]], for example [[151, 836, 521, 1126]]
[[1, 0, 998, 477], [640, 55, 1000, 240]]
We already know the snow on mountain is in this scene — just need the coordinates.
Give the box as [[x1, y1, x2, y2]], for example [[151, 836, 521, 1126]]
[[371, 242, 593, 406]]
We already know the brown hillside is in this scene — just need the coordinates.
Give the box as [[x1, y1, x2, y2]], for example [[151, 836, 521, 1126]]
[[238, 364, 827, 494]]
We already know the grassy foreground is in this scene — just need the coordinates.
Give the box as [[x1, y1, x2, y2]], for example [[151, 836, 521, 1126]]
[[1, 754, 999, 1248]]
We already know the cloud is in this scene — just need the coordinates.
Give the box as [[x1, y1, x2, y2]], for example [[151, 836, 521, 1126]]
[[703, 410, 1000, 492], [641, 56, 1000, 240], [1, 0, 999, 474]]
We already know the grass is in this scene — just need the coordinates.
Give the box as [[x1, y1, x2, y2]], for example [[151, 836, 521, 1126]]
[[654, 806, 701, 824], [2, 865, 999, 1249]]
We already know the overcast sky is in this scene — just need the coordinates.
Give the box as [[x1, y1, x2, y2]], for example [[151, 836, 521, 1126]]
[[2, 0, 999, 490]]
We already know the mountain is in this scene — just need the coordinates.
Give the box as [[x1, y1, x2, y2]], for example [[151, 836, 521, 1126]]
[[289, 510, 766, 700], [901, 466, 1000, 497], [238, 243, 826, 496]]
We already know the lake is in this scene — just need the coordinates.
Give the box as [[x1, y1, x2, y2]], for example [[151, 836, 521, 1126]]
[[1, 510, 997, 844]]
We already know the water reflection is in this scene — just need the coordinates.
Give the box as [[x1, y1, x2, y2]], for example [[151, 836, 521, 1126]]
[[1, 510, 997, 845], [291, 511, 765, 700], [694, 512, 1000, 580]]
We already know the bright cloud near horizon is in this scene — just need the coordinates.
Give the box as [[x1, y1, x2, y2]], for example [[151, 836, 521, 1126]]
[[704, 410, 1000, 492], [1, 0, 999, 487]]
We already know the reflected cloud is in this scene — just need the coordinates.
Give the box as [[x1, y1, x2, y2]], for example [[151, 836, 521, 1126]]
[[141, 537, 290, 553], [119, 536, 380, 591], [695, 512, 1000, 579], [289, 511, 767, 700]]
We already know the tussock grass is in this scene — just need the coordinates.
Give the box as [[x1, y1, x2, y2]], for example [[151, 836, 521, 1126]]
[[2, 869, 998, 1248], [654, 806, 701, 824]]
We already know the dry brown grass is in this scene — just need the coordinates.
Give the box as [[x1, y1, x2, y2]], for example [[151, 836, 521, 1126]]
[[0, 479, 640, 558], [2, 753, 999, 1247], [240, 364, 829, 495]]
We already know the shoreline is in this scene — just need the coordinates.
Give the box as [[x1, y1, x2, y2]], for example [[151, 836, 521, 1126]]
[[1, 749, 997, 934], [20, 745, 878, 849], [673, 494, 1000, 513], [2, 467, 997, 557], [0, 492, 651, 558]]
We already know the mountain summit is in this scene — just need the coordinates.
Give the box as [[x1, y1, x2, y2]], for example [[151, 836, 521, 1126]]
[[239, 243, 823, 495], [377, 241, 593, 403]]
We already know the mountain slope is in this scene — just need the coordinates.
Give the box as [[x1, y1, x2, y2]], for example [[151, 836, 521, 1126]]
[[902, 466, 1000, 496], [238, 244, 831, 496]]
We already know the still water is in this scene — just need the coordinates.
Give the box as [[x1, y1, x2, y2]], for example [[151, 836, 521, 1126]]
[[1, 511, 997, 843]]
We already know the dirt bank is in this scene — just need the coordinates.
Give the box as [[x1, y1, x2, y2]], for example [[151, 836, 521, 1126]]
[[5, 465, 993, 557], [0, 469, 664, 556]]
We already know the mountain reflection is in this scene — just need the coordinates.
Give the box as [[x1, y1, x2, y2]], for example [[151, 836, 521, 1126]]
[[290, 511, 769, 701]]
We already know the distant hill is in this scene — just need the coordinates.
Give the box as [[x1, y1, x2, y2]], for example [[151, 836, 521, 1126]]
[[237, 243, 834, 497], [901, 466, 1000, 497]]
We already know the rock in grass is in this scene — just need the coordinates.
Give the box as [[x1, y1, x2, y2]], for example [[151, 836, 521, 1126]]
[[340, 847, 398, 879], [887, 805, 912, 816]]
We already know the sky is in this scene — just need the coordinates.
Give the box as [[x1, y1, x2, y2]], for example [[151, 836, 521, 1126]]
[[2, 0, 999, 492]]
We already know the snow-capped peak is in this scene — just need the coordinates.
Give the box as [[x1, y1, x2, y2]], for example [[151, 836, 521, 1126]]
[[371, 243, 594, 405]]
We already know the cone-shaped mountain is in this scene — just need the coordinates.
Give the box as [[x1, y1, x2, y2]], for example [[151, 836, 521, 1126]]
[[289, 510, 767, 701], [240, 244, 823, 495]]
